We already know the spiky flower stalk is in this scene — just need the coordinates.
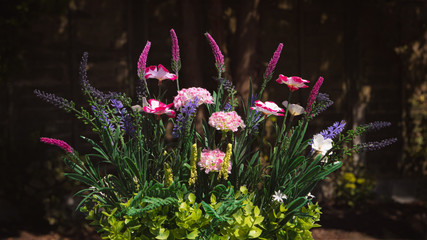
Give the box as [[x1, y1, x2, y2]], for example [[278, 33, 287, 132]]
[[189, 143, 198, 186], [40, 137, 74, 153], [218, 143, 232, 180], [205, 32, 225, 76], [264, 43, 284, 80], [306, 76, 324, 115], [137, 41, 151, 99], [164, 162, 173, 187]]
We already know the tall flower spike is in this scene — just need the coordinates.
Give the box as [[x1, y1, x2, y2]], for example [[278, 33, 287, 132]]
[[189, 143, 198, 186], [205, 32, 225, 74], [218, 143, 232, 180], [137, 41, 151, 78], [265, 43, 284, 80], [40, 137, 74, 153], [170, 29, 181, 72], [306, 76, 324, 115]]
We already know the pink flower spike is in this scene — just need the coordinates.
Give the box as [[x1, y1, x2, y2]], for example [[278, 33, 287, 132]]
[[205, 32, 225, 73], [40, 137, 74, 153], [265, 43, 284, 79], [143, 99, 176, 118], [306, 76, 324, 115], [250, 100, 285, 116], [144, 64, 177, 84], [170, 29, 180, 64], [276, 75, 309, 92], [137, 41, 151, 77]]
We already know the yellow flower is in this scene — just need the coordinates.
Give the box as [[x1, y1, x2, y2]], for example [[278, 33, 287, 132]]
[[164, 162, 173, 187], [343, 172, 356, 183], [218, 143, 232, 180], [344, 183, 356, 189], [189, 143, 198, 186]]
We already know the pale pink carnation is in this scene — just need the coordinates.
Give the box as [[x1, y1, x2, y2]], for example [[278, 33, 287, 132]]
[[173, 87, 214, 109], [208, 111, 245, 132], [198, 149, 232, 174]]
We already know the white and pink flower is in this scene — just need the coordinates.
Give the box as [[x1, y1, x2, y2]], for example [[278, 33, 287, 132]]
[[282, 101, 305, 116], [198, 149, 232, 174], [144, 64, 177, 83], [143, 99, 176, 118], [208, 111, 245, 132], [250, 100, 285, 116], [276, 75, 309, 92], [173, 87, 214, 109]]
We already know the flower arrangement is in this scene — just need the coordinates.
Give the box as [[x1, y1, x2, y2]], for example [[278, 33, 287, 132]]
[[35, 29, 396, 239]]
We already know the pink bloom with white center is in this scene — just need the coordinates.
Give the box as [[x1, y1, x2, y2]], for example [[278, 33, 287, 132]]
[[143, 99, 176, 118], [250, 100, 285, 116], [208, 111, 246, 132], [276, 75, 310, 92], [198, 149, 232, 174], [144, 64, 177, 83], [173, 87, 214, 109]]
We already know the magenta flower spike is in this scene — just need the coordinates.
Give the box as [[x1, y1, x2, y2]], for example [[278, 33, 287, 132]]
[[143, 99, 176, 118], [144, 64, 177, 84], [276, 75, 310, 92], [40, 137, 74, 153], [170, 29, 180, 66], [306, 76, 324, 115], [137, 41, 151, 78], [205, 32, 225, 74], [265, 43, 284, 80]]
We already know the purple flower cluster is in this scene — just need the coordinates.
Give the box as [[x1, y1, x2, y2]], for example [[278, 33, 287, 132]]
[[34, 89, 74, 111], [311, 93, 334, 117], [362, 121, 392, 132], [320, 120, 346, 140], [111, 99, 135, 136], [80, 52, 119, 103], [248, 94, 263, 134], [92, 105, 115, 132], [265, 43, 284, 80], [359, 138, 398, 151], [172, 97, 199, 138]]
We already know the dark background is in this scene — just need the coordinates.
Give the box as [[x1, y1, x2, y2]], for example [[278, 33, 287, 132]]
[[0, 0, 426, 239]]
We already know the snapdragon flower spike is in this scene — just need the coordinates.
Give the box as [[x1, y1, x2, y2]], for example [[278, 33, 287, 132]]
[[276, 75, 309, 92], [208, 111, 245, 132], [144, 64, 177, 84], [306, 76, 324, 115], [265, 43, 284, 80], [205, 32, 225, 74], [143, 99, 176, 118], [250, 100, 285, 116], [40, 137, 73, 153]]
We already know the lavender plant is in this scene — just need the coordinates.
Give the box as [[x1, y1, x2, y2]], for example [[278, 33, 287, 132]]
[[36, 29, 395, 239]]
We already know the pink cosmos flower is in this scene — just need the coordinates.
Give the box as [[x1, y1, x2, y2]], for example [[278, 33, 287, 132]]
[[250, 100, 285, 116], [144, 64, 177, 84], [276, 75, 309, 92], [40, 137, 73, 153], [143, 99, 176, 118], [198, 149, 232, 174], [208, 111, 245, 132], [173, 87, 214, 109]]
